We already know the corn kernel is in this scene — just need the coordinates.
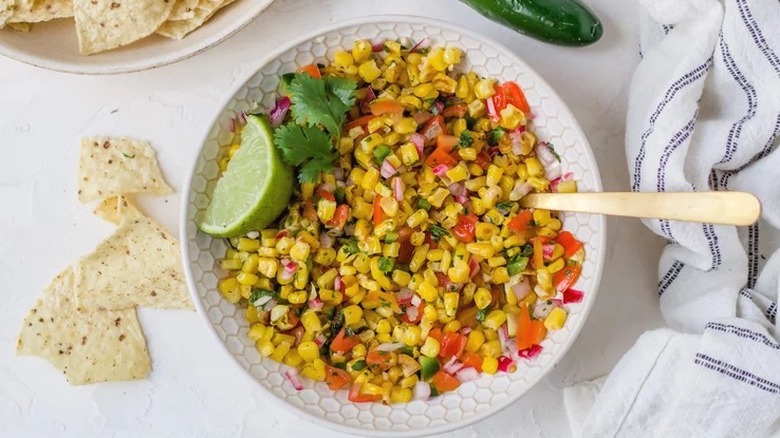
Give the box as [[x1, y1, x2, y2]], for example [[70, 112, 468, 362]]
[[474, 79, 496, 99], [474, 287, 492, 310], [499, 104, 526, 130], [237, 238, 261, 252], [483, 310, 507, 330], [352, 39, 372, 63], [362, 167, 380, 191], [394, 117, 418, 135], [298, 341, 320, 362], [422, 305, 438, 323], [343, 305, 364, 326], [447, 259, 470, 283], [466, 242, 495, 259], [236, 272, 259, 286], [420, 336, 440, 358], [334, 50, 354, 66], [526, 157, 544, 177], [443, 292, 459, 316], [288, 290, 308, 305], [492, 267, 510, 283], [481, 339, 502, 358], [418, 280, 438, 302], [403, 326, 422, 346], [557, 180, 578, 193], [445, 163, 469, 182], [482, 356, 499, 374]]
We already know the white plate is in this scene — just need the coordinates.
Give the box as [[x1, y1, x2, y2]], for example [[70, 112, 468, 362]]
[[0, 0, 274, 75], [181, 15, 606, 437]]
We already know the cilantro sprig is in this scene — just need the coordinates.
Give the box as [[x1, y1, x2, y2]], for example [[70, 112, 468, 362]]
[[273, 73, 357, 183]]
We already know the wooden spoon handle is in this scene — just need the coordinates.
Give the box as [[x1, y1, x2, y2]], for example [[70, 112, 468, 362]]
[[519, 192, 761, 226]]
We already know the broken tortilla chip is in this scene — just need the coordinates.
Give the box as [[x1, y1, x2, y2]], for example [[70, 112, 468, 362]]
[[74, 0, 174, 55], [168, 0, 198, 21], [156, 0, 234, 40], [9, 0, 73, 23], [94, 196, 144, 225], [74, 215, 193, 311], [78, 137, 172, 204], [17, 267, 151, 385]]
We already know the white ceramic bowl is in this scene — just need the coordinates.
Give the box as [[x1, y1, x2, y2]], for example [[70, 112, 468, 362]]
[[181, 15, 606, 437], [0, 0, 274, 75]]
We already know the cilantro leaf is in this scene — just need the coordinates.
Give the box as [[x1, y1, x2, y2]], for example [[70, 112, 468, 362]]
[[299, 156, 334, 183], [339, 237, 361, 255], [429, 224, 449, 241], [487, 128, 505, 146], [274, 124, 333, 166], [288, 74, 356, 137], [496, 201, 514, 215], [547, 143, 562, 162], [459, 131, 473, 148]]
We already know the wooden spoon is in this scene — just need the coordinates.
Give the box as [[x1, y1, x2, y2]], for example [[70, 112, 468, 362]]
[[519, 192, 761, 226]]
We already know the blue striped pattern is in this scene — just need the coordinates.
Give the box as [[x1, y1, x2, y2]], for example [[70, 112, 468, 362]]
[[695, 353, 780, 394]]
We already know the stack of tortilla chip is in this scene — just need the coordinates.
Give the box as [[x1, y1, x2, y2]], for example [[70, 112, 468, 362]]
[[17, 137, 193, 385], [0, 0, 240, 55]]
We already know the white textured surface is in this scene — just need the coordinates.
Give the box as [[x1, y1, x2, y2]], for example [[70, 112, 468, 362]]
[[0, 0, 665, 437], [184, 16, 605, 436]]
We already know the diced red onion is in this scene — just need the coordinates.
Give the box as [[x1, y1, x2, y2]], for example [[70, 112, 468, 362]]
[[372, 40, 385, 52], [563, 288, 584, 304], [314, 333, 327, 347], [413, 382, 431, 400], [432, 164, 451, 177], [406, 305, 419, 322], [509, 180, 533, 201], [410, 38, 428, 53], [512, 278, 532, 300], [460, 326, 472, 335], [542, 244, 555, 259], [396, 288, 414, 304], [319, 233, 334, 248], [282, 259, 298, 274], [469, 258, 480, 279], [411, 133, 425, 156], [410, 294, 422, 307], [289, 326, 304, 346], [360, 86, 377, 114], [308, 298, 324, 311], [334, 275, 344, 292], [246, 231, 260, 239], [433, 100, 444, 115], [497, 355, 516, 373], [550, 172, 574, 192], [456, 367, 479, 382], [447, 183, 466, 197], [518, 344, 543, 360], [535, 143, 562, 180], [376, 342, 405, 352], [412, 111, 433, 126], [344, 223, 356, 235], [533, 301, 555, 320], [262, 298, 278, 311], [455, 194, 469, 204], [509, 130, 524, 155], [550, 298, 563, 307], [269, 97, 291, 127], [498, 324, 509, 353], [333, 167, 345, 181], [275, 230, 289, 239], [318, 183, 335, 194], [380, 159, 398, 179], [393, 177, 405, 201], [486, 97, 499, 122], [442, 356, 464, 374], [285, 368, 304, 391]]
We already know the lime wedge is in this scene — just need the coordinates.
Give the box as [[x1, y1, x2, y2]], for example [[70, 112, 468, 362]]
[[199, 115, 293, 238]]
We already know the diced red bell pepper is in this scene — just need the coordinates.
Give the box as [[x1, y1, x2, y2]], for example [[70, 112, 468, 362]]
[[553, 264, 582, 293], [431, 370, 461, 392], [348, 383, 382, 403], [490, 83, 507, 113], [563, 288, 584, 304], [442, 104, 467, 118], [507, 209, 533, 234], [373, 195, 385, 226], [330, 328, 360, 353], [439, 332, 467, 358], [516, 304, 547, 350], [436, 134, 460, 152], [366, 350, 396, 370], [325, 365, 352, 390], [452, 214, 479, 243], [475, 151, 491, 170], [460, 351, 483, 372], [502, 81, 530, 113], [345, 114, 376, 130], [297, 63, 322, 78], [555, 231, 584, 259], [370, 100, 405, 117], [327, 204, 350, 229], [425, 147, 458, 168], [316, 187, 335, 202]]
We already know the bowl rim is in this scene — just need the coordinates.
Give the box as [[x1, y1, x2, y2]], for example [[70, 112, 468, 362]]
[[180, 14, 606, 437], [0, 0, 275, 75]]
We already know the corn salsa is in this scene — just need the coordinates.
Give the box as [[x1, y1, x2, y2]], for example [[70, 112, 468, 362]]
[[216, 39, 585, 403]]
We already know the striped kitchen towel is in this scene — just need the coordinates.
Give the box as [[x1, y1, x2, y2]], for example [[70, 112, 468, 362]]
[[565, 0, 780, 436]]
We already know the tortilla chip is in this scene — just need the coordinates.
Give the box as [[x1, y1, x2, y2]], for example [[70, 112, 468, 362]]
[[74, 215, 193, 311], [156, 0, 233, 40], [9, 0, 73, 23], [78, 137, 172, 204], [17, 267, 151, 385], [168, 0, 198, 21], [7, 21, 29, 31], [94, 196, 144, 225], [74, 0, 174, 55]]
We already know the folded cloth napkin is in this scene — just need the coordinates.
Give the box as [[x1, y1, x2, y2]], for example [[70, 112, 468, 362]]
[[564, 0, 780, 436]]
